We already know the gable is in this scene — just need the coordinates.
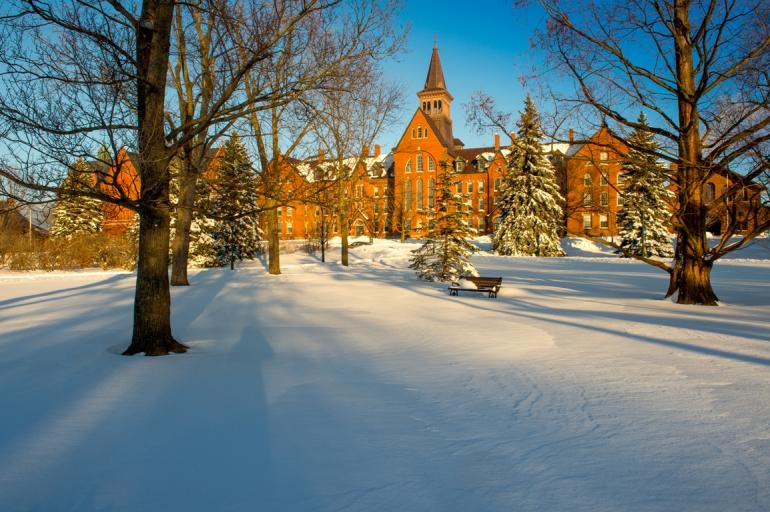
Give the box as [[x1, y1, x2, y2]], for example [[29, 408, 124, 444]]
[[394, 108, 450, 153]]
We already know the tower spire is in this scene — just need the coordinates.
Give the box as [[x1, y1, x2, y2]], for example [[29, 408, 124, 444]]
[[417, 45, 454, 148]]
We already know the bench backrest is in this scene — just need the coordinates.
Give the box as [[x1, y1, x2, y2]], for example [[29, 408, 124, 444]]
[[464, 276, 502, 287]]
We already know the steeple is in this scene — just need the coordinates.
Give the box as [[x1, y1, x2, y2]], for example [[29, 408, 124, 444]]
[[417, 42, 454, 149]]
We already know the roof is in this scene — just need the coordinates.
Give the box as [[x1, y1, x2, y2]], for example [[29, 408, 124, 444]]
[[294, 152, 393, 182], [421, 45, 447, 92]]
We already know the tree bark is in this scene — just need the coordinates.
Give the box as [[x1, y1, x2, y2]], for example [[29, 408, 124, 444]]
[[170, 145, 200, 286], [672, 0, 718, 305], [123, 0, 187, 355], [266, 203, 281, 274]]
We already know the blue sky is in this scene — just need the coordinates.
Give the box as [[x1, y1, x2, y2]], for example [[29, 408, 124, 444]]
[[378, 0, 550, 150]]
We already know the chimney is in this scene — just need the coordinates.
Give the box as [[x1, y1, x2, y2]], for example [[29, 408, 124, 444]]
[[568, 128, 574, 143], [318, 148, 324, 162], [494, 133, 500, 151], [374, 144, 381, 157], [509, 131, 516, 144]]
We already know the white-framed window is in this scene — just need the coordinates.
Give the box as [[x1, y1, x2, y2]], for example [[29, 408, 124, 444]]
[[478, 197, 484, 211], [428, 157, 435, 171], [617, 194, 625, 207], [583, 213, 592, 230], [417, 126, 422, 138], [583, 173, 592, 187], [355, 184, 363, 198], [600, 191, 609, 207], [417, 154, 423, 172], [428, 178, 436, 208], [478, 181, 484, 193], [455, 181, 462, 193], [287, 220, 293, 234], [411, 128, 416, 139], [417, 178, 424, 210], [618, 173, 627, 186], [601, 174, 609, 186], [467, 182, 474, 194], [405, 159, 412, 173], [494, 177, 501, 191], [355, 220, 364, 236], [456, 160, 464, 172], [404, 179, 412, 211], [583, 192, 592, 206], [374, 186, 379, 198], [599, 214, 609, 229], [599, 151, 608, 161]]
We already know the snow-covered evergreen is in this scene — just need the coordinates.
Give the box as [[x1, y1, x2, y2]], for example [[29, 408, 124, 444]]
[[169, 164, 218, 267], [210, 133, 261, 269], [493, 96, 565, 256], [617, 113, 674, 257], [49, 159, 102, 238], [409, 160, 478, 281]]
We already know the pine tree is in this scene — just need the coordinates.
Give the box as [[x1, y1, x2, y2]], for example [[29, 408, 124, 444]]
[[169, 161, 218, 267], [493, 96, 565, 256], [409, 160, 478, 281], [617, 113, 674, 257], [210, 133, 261, 269], [50, 159, 102, 238]]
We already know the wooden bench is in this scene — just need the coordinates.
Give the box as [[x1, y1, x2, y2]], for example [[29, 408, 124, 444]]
[[448, 276, 503, 298]]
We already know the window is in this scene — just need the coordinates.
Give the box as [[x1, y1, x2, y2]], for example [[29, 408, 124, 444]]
[[287, 220, 293, 235], [601, 174, 609, 186], [374, 200, 379, 214], [355, 184, 363, 198], [478, 197, 484, 211], [428, 157, 435, 171], [703, 182, 716, 203], [456, 181, 462, 193], [374, 186, 379, 198], [417, 127, 422, 138], [405, 159, 412, 173], [404, 179, 412, 211], [478, 181, 484, 193], [617, 194, 625, 207], [438, 100, 442, 111], [417, 179, 424, 210], [583, 192, 592, 206], [417, 154, 423, 172], [355, 220, 364, 237], [494, 177, 501, 191], [600, 214, 608, 229], [456, 160, 464, 172], [428, 178, 436, 208], [600, 191, 609, 207], [467, 182, 473, 194], [287, 207, 293, 217], [404, 219, 411, 233], [599, 151, 608, 161], [480, 216, 486, 232], [618, 173, 627, 186], [583, 213, 592, 230], [583, 173, 592, 187]]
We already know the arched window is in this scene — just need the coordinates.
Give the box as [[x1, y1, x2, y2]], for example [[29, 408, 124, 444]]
[[583, 173, 592, 187], [428, 157, 435, 171], [417, 154, 423, 172], [417, 178, 424, 210], [404, 179, 412, 211], [703, 182, 716, 203], [405, 159, 412, 173], [438, 100, 442, 111], [428, 178, 436, 208]]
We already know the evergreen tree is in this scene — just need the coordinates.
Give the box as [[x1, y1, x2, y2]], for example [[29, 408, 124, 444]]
[[50, 159, 102, 238], [617, 113, 674, 257], [409, 160, 478, 281], [493, 96, 565, 256], [210, 133, 260, 269], [169, 162, 218, 267]]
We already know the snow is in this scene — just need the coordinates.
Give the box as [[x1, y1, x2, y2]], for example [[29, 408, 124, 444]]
[[1, 237, 770, 511]]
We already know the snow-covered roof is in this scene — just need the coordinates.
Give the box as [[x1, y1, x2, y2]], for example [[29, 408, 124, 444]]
[[295, 152, 393, 182]]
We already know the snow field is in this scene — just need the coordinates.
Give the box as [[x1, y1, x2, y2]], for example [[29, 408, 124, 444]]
[[0, 238, 769, 511]]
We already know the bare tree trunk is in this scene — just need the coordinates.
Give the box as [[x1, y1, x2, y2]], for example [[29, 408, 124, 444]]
[[170, 145, 200, 286], [123, 0, 187, 356], [266, 203, 281, 274], [672, 1, 718, 305]]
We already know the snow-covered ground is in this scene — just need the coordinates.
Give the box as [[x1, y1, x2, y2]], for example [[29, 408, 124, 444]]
[[1, 237, 769, 511]]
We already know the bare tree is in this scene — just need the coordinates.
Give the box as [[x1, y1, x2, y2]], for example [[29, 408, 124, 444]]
[[0, 0, 341, 355], [312, 62, 402, 265], [523, 0, 770, 304]]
